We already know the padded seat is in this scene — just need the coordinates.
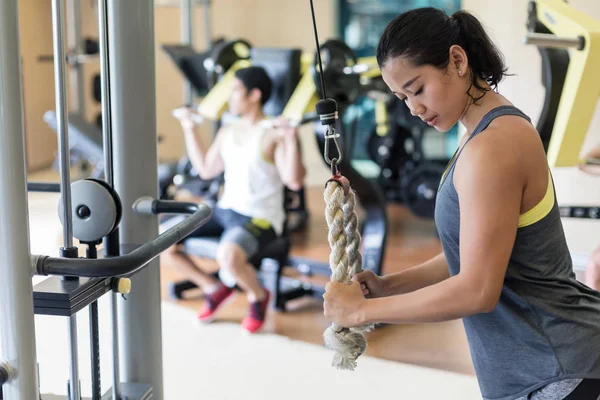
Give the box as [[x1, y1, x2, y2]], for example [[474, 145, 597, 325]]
[[183, 235, 289, 267]]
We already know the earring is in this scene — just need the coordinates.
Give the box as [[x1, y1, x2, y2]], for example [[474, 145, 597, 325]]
[[458, 70, 462, 76]]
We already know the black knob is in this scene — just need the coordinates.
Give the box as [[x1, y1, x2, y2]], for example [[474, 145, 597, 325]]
[[77, 205, 92, 219]]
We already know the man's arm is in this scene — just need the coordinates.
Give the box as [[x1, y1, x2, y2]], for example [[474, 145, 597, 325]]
[[181, 124, 225, 181], [273, 127, 306, 191]]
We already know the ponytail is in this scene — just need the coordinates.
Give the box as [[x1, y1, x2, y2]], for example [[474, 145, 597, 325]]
[[451, 10, 508, 100], [377, 8, 509, 103]]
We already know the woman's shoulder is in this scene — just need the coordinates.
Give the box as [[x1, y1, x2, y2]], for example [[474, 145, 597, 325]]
[[455, 112, 542, 188]]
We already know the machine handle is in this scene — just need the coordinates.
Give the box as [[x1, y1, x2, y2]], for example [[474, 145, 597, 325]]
[[32, 202, 212, 277], [523, 32, 585, 50], [0, 362, 12, 386]]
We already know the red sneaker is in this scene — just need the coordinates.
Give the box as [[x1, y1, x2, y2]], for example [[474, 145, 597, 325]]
[[241, 290, 270, 334], [197, 284, 235, 323]]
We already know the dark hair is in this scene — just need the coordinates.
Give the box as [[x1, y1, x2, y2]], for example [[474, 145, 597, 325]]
[[234, 66, 273, 106], [376, 8, 508, 102]]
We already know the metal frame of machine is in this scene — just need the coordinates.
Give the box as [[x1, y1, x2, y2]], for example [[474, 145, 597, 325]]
[[1, 1, 213, 399]]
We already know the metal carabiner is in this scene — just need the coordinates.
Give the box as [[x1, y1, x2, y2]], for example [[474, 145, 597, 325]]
[[323, 125, 343, 167]]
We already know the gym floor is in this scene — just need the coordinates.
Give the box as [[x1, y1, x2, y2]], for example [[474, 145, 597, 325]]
[[160, 185, 475, 376]]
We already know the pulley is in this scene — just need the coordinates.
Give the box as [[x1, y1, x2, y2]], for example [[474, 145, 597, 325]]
[[312, 39, 361, 107], [58, 179, 122, 243]]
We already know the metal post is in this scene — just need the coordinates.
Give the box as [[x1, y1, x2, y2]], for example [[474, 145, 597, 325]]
[[110, 293, 121, 400], [52, 0, 75, 250], [66, 0, 86, 117], [67, 316, 80, 400], [181, 0, 194, 105], [0, 1, 40, 399], [53, 1, 81, 398], [98, 2, 122, 398], [202, 0, 212, 49], [98, 0, 113, 188], [107, 1, 163, 398]]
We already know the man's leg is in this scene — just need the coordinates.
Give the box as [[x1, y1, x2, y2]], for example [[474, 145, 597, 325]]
[[160, 211, 237, 323], [216, 222, 276, 333], [161, 245, 220, 292], [216, 242, 266, 302]]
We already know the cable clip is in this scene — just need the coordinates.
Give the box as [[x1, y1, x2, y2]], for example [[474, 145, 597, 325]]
[[323, 126, 343, 167]]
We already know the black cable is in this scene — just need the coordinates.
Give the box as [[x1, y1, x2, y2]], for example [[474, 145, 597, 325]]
[[309, 0, 327, 100]]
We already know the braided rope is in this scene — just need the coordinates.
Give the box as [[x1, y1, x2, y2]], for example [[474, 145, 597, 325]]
[[323, 179, 370, 370]]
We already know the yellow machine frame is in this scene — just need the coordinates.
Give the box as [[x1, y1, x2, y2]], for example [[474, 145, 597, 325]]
[[532, 0, 600, 167], [195, 50, 382, 126]]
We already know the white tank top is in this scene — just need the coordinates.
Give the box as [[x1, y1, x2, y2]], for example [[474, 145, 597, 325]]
[[217, 119, 286, 236]]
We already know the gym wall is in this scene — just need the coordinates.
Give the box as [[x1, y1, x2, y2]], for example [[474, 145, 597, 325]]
[[20, 0, 336, 186], [18, 0, 57, 171], [462, 0, 600, 254]]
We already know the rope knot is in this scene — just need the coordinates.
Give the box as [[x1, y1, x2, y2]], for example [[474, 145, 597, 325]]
[[323, 325, 367, 371]]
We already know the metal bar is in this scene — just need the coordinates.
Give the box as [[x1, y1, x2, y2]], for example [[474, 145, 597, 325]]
[[181, 0, 194, 105], [66, 0, 85, 117], [67, 316, 81, 400], [51, 0, 75, 250], [86, 245, 101, 400], [202, 0, 212, 49], [89, 301, 101, 400], [110, 292, 121, 400], [0, 1, 40, 399], [559, 206, 600, 219], [33, 204, 211, 277], [523, 32, 583, 50], [27, 182, 61, 193], [97, 4, 121, 397], [98, 0, 113, 188]]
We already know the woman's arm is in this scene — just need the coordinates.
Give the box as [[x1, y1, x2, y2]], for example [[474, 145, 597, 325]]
[[381, 252, 450, 296], [324, 125, 524, 327]]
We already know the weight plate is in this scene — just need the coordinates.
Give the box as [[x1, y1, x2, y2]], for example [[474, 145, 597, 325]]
[[401, 162, 446, 219]]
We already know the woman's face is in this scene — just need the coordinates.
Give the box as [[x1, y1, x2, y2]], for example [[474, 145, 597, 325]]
[[380, 54, 468, 132]]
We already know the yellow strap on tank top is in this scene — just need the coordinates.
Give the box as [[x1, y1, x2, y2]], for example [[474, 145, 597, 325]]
[[518, 170, 554, 228]]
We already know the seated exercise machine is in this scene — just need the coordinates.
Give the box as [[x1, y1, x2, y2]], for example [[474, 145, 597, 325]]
[[524, 0, 600, 213], [166, 39, 389, 311], [523, 0, 600, 269], [1, 0, 212, 399]]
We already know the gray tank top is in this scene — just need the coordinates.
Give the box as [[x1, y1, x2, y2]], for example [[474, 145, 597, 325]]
[[434, 105, 600, 400]]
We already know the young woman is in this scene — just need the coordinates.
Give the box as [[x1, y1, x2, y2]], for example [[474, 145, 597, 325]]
[[322, 8, 600, 400]]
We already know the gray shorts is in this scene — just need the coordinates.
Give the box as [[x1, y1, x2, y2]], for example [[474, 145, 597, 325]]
[[517, 378, 592, 400], [175, 207, 278, 262]]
